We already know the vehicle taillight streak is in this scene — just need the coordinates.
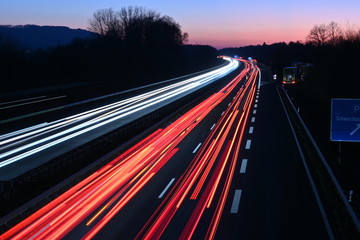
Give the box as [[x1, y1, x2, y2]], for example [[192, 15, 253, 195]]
[[1, 59, 259, 240], [136, 61, 258, 239]]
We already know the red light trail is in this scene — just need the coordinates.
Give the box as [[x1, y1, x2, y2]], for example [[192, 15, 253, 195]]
[[1, 59, 259, 240], [137, 60, 258, 240]]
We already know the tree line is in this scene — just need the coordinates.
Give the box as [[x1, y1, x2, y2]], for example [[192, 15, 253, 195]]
[[0, 7, 220, 93], [88, 7, 189, 46], [220, 21, 360, 98], [218, 21, 359, 220], [307, 21, 360, 46], [220, 20, 360, 160], [221, 22, 360, 208]]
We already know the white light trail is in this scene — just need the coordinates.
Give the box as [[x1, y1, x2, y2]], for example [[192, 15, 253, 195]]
[[0, 58, 239, 168]]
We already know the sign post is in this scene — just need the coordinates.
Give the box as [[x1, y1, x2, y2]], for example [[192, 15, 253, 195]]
[[331, 99, 360, 165]]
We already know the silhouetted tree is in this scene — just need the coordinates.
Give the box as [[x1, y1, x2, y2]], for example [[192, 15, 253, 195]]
[[88, 8, 122, 38], [88, 6, 188, 46], [327, 21, 343, 46], [307, 24, 329, 46], [306, 21, 360, 46], [0, 33, 23, 88], [344, 25, 360, 43]]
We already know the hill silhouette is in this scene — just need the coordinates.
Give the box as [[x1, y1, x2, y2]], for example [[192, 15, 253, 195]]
[[0, 25, 96, 49]]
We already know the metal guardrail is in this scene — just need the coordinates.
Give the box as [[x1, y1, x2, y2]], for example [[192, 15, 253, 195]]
[[0, 62, 241, 233], [280, 86, 360, 234], [0, 61, 229, 125]]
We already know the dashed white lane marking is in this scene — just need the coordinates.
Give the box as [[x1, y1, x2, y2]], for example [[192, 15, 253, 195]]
[[240, 159, 248, 173], [255, 99, 258, 103], [210, 123, 216, 130], [158, 178, 175, 198], [221, 111, 225, 116], [245, 140, 251, 149], [251, 117, 255, 123], [254, 104, 258, 108], [249, 126, 254, 134], [228, 103, 231, 106], [193, 143, 202, 153], [230, 189, 242, 213], [253, 110, 257, 114]]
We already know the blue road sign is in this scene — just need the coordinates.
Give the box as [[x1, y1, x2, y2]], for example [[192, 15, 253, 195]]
[[331, 99, 360, 142]]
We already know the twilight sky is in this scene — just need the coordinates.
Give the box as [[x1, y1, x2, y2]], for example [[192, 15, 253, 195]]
[[1, 0, 360, 48]]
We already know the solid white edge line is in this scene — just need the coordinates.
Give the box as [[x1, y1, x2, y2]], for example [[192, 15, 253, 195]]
[[193, 143, 202, 153], [158, 178, 175, 198], [245, 140, 251, 149], [0, 96, 67, 110], [240, 159, 248, 173], [0, 95, 47, 106], [230, 189, 242, 213], [258, 67, 261, 89], [276, 87, 335, 239]]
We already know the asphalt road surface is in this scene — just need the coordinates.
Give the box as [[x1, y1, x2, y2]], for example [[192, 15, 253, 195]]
[[1, 61, 329, 240], [215, 81, 329, 240], [0, 58, 238, 181]]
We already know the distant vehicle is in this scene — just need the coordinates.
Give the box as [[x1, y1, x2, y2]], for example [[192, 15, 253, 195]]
[[282, 67, 298, 84], [249, 58, 257, 66], [282, 65, 310, 84]]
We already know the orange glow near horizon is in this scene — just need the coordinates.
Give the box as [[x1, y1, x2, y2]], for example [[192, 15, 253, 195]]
[[186, 27, 309, 48], [1, 0, 360, 49]]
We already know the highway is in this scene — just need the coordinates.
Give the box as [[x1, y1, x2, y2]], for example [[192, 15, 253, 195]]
[[1, 59, 330, 239], [214, 80, 329, 239], [0, 57, 238, 180]]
